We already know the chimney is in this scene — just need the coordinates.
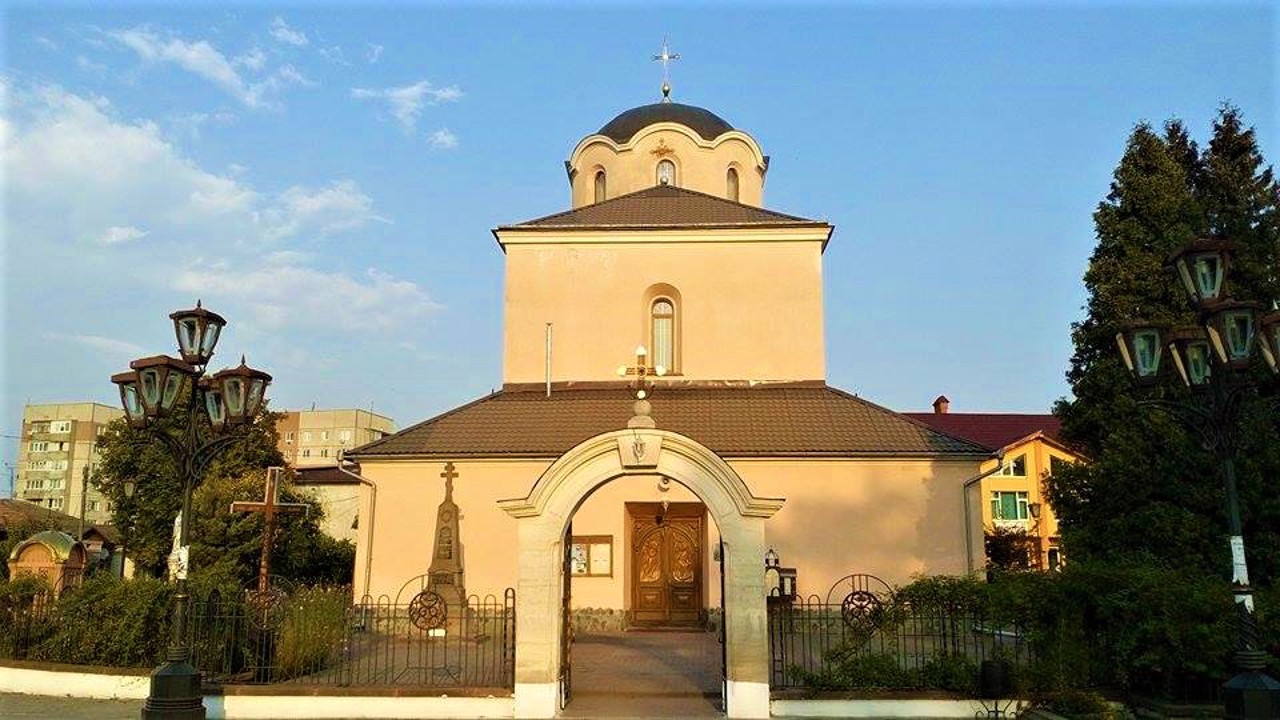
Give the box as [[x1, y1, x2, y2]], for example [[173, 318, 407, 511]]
[[932, 395, 950, 414]]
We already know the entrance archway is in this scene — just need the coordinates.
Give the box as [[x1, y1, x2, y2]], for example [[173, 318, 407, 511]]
[[499, 428, 783, 719]]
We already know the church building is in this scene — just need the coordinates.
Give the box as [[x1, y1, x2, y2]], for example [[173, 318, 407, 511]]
[[346, 90, 994, 718]]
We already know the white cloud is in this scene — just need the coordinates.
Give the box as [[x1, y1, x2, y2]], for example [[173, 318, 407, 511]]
[[276, 64, 316, 88], [110, 27, 308, 109], [233, 47, 266, 72], [269, 17, 308, 47], [366, 44, 384, 64], [97, 225, 148, 244], [44, 332, 147, 357], [318, 46, 349, 66], [351, 80, 462, 133], [174, 262, 438, 332], [261, 180, 388, 241], [168, 110, 237, 139], [76, 55, 108, 75], [428, 128, 458, 150], [5, 83, 430, 338], [35, 35, 59, 51]]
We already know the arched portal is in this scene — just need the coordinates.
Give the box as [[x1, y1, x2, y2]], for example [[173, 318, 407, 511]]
[[499, 428, 782, 719]]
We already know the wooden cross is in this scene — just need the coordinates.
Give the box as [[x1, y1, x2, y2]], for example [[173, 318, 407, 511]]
[[231, 467, 308, 592]]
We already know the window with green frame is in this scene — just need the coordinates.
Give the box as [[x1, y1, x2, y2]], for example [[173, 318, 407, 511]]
[[991, 490, 1029, 521]]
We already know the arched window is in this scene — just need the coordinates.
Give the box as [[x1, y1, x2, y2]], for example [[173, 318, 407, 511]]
[[726, 167, 740, 202], [651, 298, 675, 371], [593, 170, 607, 203], [656, 160, 676, 187]]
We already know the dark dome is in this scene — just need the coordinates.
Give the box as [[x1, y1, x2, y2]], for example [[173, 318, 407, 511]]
[[598, 102, 734, 143]]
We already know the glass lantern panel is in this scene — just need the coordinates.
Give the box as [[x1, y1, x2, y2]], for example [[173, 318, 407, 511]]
[[224, 378, 245, 415], [139, 369, 162, 407], [1192, 255, 1223, 300], [1224, 311, 1255, 360], [178, 318, 200, 355], [122, 385, 144, 419], [1133, 329, 1161, 377], [200, 323, 221, 357], [246, 379, 265, 416], [205, 391, 226, 426], [1186, 343, 1212, 385], [161, 372, 183, 410]]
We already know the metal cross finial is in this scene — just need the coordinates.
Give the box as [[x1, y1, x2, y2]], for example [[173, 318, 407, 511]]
[[441, 461, 458, 499], [652, 37, 680, 102]]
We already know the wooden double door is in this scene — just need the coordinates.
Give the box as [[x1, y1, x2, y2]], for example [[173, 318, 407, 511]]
[[628, 502, 705, 627]]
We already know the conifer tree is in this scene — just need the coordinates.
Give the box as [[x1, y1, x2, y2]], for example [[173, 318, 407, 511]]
[[1049, 108, 1280, 584]]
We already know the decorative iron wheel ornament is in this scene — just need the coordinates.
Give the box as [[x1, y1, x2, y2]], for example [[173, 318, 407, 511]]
[[840, 589, 884, 633], [408, 590, 448, 630], [246, 587, 288, 630]]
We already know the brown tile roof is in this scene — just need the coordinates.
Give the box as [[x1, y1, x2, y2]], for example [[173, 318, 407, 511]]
[[0, 499, 118, 543], [499, 185, 827, 230], [294, 464, 362, 486], [902, 413, 1063, 453], [348, 385, 990, 460]]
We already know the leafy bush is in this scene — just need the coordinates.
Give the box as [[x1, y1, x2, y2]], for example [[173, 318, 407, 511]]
[[27, 574, 173, 667], [273, 586, 348, 679], [0, 575, 57, 658], [793, 651, 914, 690], [919, 652, 978, 693]]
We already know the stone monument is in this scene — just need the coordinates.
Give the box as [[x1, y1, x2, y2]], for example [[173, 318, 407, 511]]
[[421, 462, 466, 634]]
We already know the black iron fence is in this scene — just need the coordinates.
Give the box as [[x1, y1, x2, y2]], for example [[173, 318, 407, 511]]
[[768, 593, 1030, 692], [187, 589, 516, 689], [1, 583, 515, 691]]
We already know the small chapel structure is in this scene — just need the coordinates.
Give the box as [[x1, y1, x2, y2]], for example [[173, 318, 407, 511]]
[[346, 88, 994, 718]]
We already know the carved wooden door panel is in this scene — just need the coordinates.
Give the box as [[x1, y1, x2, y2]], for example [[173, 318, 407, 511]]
[[630, 504, 703, 627]]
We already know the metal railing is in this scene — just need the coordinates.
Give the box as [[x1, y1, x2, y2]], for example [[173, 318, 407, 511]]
[[767, 594, 1030, 691], [187, 589, 516, 689]]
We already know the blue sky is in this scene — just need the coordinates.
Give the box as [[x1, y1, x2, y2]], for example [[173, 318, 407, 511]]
[[1, 2, 1274, 468]]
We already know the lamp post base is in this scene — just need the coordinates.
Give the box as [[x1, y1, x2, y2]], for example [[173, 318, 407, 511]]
[[1223, 669, 1280, 720], [140, 659, 205, 720]]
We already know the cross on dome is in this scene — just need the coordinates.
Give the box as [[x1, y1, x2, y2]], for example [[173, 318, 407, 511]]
[[652, 37, 680, 102]]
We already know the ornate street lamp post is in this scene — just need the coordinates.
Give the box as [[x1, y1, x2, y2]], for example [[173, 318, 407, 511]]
[[1114, 238, 1280, 719], [111, 302, 271, 720]]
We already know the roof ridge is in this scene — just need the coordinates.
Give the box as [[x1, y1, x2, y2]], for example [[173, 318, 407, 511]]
[[501, 184, 824, 228], [823, 385, 995, 455], [347, 389, 505, 456]]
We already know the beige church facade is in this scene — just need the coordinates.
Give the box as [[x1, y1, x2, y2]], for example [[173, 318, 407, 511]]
[[347, 97, 993, 718]]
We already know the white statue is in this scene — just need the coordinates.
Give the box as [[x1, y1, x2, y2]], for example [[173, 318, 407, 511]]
[[166, 511, 185, 582]]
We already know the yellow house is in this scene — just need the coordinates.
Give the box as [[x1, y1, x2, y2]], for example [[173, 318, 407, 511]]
[[345, 94, 994, 718], [907, 395, 1081, 571]]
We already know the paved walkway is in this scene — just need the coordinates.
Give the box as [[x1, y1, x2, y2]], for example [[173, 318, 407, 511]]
[[563, 630, 723, 718]]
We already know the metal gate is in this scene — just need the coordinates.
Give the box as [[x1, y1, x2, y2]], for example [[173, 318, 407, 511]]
[[559, 522, 573, 709], [718, 537, 727, 711]]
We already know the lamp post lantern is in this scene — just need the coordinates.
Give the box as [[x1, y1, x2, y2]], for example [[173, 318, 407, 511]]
[[1115, 238, 1280, 718], [111, 302, 271, 720]]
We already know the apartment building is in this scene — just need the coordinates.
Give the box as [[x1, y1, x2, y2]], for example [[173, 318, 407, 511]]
[[276, 409, 395, 467], [14, 403, 123, 525]]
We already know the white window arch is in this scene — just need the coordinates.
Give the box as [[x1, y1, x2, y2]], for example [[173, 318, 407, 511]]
[[656, 159, 676, 187], [651, 298, 675, 371]]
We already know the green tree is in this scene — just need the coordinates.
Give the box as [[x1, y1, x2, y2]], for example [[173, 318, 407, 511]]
[[92, 396, 352, 587], [1049, 107, 1280, 584]]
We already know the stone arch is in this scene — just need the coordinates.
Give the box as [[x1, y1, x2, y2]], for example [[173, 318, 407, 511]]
[[500, 428, 781, 718]]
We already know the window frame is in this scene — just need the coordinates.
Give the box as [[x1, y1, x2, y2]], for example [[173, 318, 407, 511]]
[[990, 490, 1030, 522], [650, 297, 677, 373], [999, 454, 1028, 477], [726, 166, 740, 202], [593, 170, 607, 203], [656, 159, 677, 187]]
